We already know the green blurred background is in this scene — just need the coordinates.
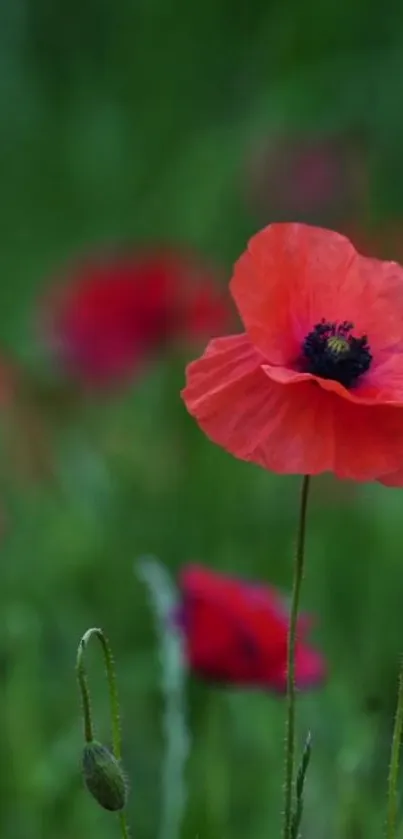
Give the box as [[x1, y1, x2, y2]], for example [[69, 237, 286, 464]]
[[2, 2, 403, 837]]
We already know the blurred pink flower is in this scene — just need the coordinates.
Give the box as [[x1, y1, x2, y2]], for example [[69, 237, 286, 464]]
[[347, 220, 403, 264], [177, 564, 326, 693], [40, 248, 231, 388], [245, 132, 369, 226]]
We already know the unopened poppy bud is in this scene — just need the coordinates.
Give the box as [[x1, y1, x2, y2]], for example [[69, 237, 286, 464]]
[[82, 740, 127, 811]]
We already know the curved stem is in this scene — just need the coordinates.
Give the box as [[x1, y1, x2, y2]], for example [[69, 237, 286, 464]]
[[76, 635, 94, 743], [386, 657, 403, 839], [283, 475, 311, 839], [95, 629, 123, 761], [76, 627, 130, 838]]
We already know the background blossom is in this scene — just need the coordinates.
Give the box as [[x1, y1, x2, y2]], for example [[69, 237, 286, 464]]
[[177, 564, 325, 692], [40, 248, 231, 388]]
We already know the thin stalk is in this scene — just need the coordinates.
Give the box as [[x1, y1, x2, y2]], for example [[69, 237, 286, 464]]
[[386, 657, 403, 839], [290, 731, 312, 839], [283, 475, 311, 839]]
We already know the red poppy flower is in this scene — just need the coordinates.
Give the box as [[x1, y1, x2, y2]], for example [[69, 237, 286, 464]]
[[182, 223, 403, 484], [177, 564, 325, 692], [41, 248, 230, 388]]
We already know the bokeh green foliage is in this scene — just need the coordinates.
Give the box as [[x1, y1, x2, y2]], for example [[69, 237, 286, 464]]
[[2, 1, 403, 837]]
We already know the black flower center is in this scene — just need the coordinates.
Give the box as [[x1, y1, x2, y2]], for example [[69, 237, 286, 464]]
[[302, 320, 372, 388]]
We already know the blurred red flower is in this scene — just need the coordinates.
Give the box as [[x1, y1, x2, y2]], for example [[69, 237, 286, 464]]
[[177, 564, 325, 692], [41, 248, 231, 388], [182, 222, 403, 484]]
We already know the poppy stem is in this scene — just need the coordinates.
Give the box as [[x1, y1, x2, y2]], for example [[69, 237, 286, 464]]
[[386, 656, 403, 839], [283, 474, 311, 839]]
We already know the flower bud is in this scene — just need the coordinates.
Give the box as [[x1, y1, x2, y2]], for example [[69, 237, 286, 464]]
[[82, 740, 127, 811]]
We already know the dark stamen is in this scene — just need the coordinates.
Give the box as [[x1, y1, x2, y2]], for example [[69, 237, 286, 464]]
[[302, 319, 372, 388]]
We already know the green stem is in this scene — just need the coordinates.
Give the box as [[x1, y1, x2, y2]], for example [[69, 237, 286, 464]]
[[386, 657, 403, 839], [76, 627, 130, 838], [290, 731, 312, 839], [119, 812, 130, 839], [76, 634, 94, 743], [283, 475, 311, 839], [96, 629, 123, 761]]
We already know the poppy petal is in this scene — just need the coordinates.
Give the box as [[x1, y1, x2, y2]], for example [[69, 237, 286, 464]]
[[378, 468, 403, 487], [294, 643, 326, 688], [262, 363, 403, 406], [231, 223, 403, 366], [182, 332, 403, 480], [269, 644, 326, 693]]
